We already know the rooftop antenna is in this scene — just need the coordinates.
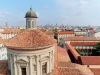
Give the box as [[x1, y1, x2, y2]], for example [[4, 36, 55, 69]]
[[30, 0, 32, 9], [30, 6, 32, 10], [6, 22, 8, 27]]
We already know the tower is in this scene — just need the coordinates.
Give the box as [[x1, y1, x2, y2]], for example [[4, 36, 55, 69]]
[[25, 8, 38, 30], [5, 8, 56, 75]]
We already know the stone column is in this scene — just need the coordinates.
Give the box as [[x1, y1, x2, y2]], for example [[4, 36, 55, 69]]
[[17, 64, 21, 75], [10, 54, 13, 75], [52, 51, 54, 70], [40, 62, 42, 75], [29, 56, 33, 75], [13, 55, 17, 75], [49, 52, 52, 73], [36, 55, 40, 75]]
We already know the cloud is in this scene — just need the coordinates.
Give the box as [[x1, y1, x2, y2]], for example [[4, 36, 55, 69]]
[[52, 0, 100, 26], [80, 0, 88, 8]]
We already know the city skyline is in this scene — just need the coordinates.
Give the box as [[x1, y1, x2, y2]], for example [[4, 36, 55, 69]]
[[0, 0, 100, 26]]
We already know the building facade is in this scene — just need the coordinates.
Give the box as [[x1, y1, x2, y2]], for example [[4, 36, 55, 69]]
[[5, 8, 56, 75]]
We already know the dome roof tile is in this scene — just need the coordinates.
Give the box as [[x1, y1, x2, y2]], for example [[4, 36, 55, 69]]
[[4, 30, 56, 50]]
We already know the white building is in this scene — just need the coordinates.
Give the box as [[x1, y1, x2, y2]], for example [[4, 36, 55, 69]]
[[74, 31, 86, 36], [0, 47, 7, 60], [95, 32, 100, 39], [1, 29, 17, 39], [5, 8, 56, 75], [56, 31, 75, 44], [0, 39, 7, 60]]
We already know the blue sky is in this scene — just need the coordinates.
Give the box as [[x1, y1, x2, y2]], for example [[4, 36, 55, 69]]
[[0, 0, 100, 26]]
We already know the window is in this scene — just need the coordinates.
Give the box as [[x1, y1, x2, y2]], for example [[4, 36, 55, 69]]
[[34, 65, 36, 71], [32, 21, 34, 28], [21, 68, 26, 75], [28, 21, 31, 28], [42, 63, 47, 74]]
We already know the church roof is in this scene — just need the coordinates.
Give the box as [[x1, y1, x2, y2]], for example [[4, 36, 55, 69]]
[[4, 30, 56, 50], [25, 8, 37, 18]]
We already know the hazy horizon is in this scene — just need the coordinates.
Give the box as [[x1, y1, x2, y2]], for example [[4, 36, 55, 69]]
[[0, 0, 100, 26]]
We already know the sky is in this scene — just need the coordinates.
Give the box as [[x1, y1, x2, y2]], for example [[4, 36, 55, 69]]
[[0, 0, 100, 26]]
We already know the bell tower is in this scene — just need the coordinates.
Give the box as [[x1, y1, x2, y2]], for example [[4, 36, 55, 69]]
[[25, 8, 38, 30]]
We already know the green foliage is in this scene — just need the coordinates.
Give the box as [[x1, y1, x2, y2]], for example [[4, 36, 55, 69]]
[[19, 29, 25, 32], [41, 29, 46, 32], [76, 49, 81, 55], [53, 28, 58, 33], [95, 42, 100, 55]]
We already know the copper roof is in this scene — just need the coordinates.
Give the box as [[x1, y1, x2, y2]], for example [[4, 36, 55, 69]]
[[4, 30, 56, 49]]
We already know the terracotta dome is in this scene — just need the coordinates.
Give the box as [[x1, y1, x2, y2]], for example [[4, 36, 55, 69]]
[[4, 30, 56, 50]]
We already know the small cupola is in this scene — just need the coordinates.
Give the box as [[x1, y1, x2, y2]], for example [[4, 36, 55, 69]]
[[25, 8, 38, 30], [25, 8, 38, 18]]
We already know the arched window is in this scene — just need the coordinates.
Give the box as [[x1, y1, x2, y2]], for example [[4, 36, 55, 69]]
[[28, 21, 31, 28], [32, 21, 34, 28]]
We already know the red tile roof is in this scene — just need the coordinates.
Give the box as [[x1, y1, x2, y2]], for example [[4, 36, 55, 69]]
[[66, 43, 80, 60], [51, 46, 93, 75], [4, 30, 56, 49], [0, 39, 7, 44], [2, 29, 19, 34], [44, 31, 54, 37], [64, 36, 98, 41], [90, 68, 100, 75], [80, 56, 100, 65], [52, 63, 94, 75], [0, 60, 8, 74], [57, 46, 71, 62], [70, 42, 98, 46], [89, 29, 96, 34], [56, 31, 74, 34], [75, 34, 86, 36]]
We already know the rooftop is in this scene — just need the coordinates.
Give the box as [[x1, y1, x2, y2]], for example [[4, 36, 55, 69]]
[[25, 8, 37, 18], [80, 56, 100, 65], [70, 42, 98, 46], [4, 30, 56, 49], [56, 31, 74, 34], [1, 29, 19, 34], [64, 36, 98, 41], [51, 46, 93, 75]]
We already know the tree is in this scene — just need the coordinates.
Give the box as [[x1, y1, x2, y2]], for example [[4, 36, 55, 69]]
[[76, 49, 81, 55], [95, 42, 100, 56], [53, 28, 58, 33]]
